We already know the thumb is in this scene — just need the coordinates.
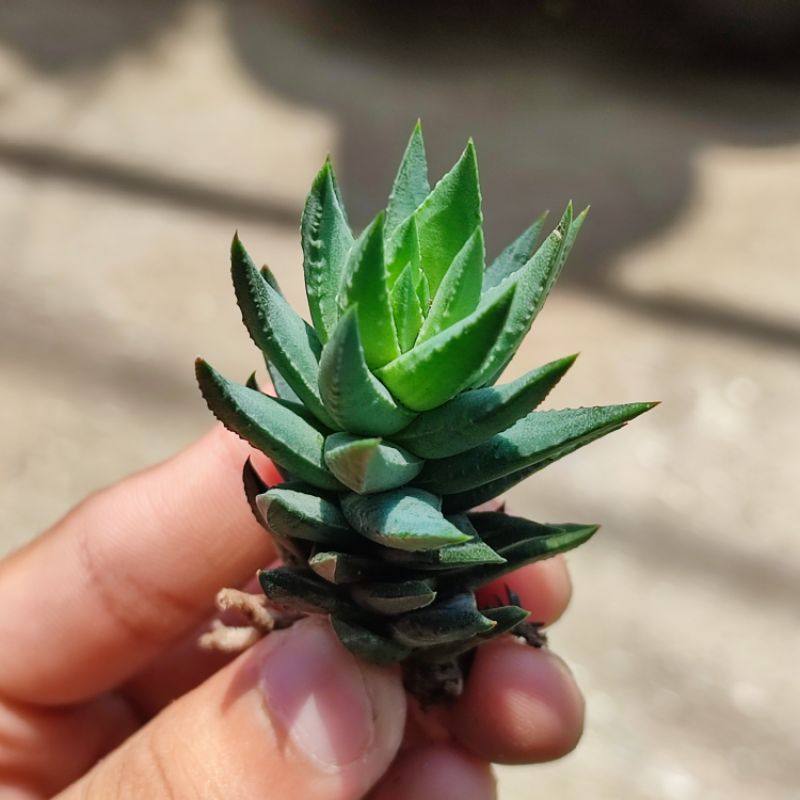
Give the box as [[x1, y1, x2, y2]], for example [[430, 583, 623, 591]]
[[59, 617, 406, 800]]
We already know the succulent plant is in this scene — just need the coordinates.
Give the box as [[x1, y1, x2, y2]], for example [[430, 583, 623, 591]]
[[196, 122, 655, 703]]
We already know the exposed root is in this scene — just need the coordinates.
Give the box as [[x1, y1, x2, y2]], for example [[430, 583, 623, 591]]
[[403, 658, 465, 708], [214, 588, 276, 631], [198, 588, 302, 654], [198, 619, 264, 652]]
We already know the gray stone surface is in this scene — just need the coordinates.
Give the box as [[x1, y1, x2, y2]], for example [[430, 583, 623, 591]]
[[1, 3, 798, 798]]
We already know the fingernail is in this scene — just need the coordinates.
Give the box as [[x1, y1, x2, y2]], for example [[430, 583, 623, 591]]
[[258, 617, 375, 769]]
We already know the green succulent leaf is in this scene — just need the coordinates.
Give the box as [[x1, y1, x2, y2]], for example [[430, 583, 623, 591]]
[[414, 140, 482, 294], [231, 235, 336, 429], [384, 214, 422, 290], [242, 460, 308, 565], [482, 212, 548, 291], [341, 488, 470, 552], [242, 457, 269, 528], [245, 371, 260, 392], [259, 264, 283, 295], [392, 592, 495, 647], [416, 402, 657, 495], [414, 604, 530, 662], [337, 212, 400, 368], [391, 265, 425, 352], [323, 433, 423, 494], [378, 515, 505, 570], [330, 616, 412, 665], [448, 511, 479, 537], [468, 511, 593, 551], [385, 121, 430, 236], [300, 159, 354, 341], [393, 354, 578, 458], [350, 578, 437, 615], [255, 487, 359, 548], [416, 268, 431, 312], [195, 359, 343, 490], [318, 307, 417, 435], [328, 162, 350, 224], [375, 283, 515, 411], [264, 358, 301, 404], [472, 205, 588, 387], [449, 515, 600, 590], [482, 604, 532, 633], [259, 566, 364, 620], [442, 399, 654, 511], [441, 463, 539, 513], [378, 539, 505, 571], [252, 366, 325, 429], [416, 226, 484, 344], [309, 551, 397, 585]]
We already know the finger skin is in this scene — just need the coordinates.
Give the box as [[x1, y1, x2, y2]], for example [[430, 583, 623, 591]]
[[0, 694, 138, 799], [369, 744, 496, 800], [56, 618, 405, 800], [451, 638, 585, 764], [0, 425, 278, 705]]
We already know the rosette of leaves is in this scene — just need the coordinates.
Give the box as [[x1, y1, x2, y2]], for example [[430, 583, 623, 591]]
[[196, 122, 655, 702]]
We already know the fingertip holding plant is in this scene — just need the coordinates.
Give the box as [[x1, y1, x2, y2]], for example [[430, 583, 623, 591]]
[[196, 122, 656, 705]]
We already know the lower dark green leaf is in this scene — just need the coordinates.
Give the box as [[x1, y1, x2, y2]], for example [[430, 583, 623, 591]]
[[258, 567, 365, 621], [414, 604, 529, 662], [330, 616, 412, 665], [392, 593, 495, 647], [350, 579, 437, 615], [241, 460, 310, 565], [445, 520, 599, 592], [309, 551, 396, 585]]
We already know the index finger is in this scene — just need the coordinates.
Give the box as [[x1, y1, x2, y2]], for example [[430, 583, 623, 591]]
[[0, 425, 278, 705]]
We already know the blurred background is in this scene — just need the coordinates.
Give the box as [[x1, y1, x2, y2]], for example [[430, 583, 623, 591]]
[[1, 1, 798, 797]]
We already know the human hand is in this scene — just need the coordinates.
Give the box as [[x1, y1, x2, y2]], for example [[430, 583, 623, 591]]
[[0, 425, 583, 799]]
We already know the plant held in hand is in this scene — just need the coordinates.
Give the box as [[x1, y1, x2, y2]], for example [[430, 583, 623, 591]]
[[196, 122, 655, 703]]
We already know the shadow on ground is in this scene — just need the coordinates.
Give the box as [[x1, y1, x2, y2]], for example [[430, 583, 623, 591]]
[[2, 0, 799, 355]]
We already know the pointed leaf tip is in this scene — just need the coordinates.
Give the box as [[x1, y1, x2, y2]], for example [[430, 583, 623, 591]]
[[386, 123, 430, 235], [301, 159, 353, 341], [413, 139, 482, 294], [483, 211, 548, 292], [471, 203, 582, 387], [230, 234, 336, 429], [323, 432, 422, 494], [338, 212, 399, 369], [417, 402, 658, 495]]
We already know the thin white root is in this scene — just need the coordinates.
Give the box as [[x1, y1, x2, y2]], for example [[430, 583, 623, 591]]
[[214, 588, 275, 633], [197, 588, 302, 654], [198, 620, 263, 653]]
